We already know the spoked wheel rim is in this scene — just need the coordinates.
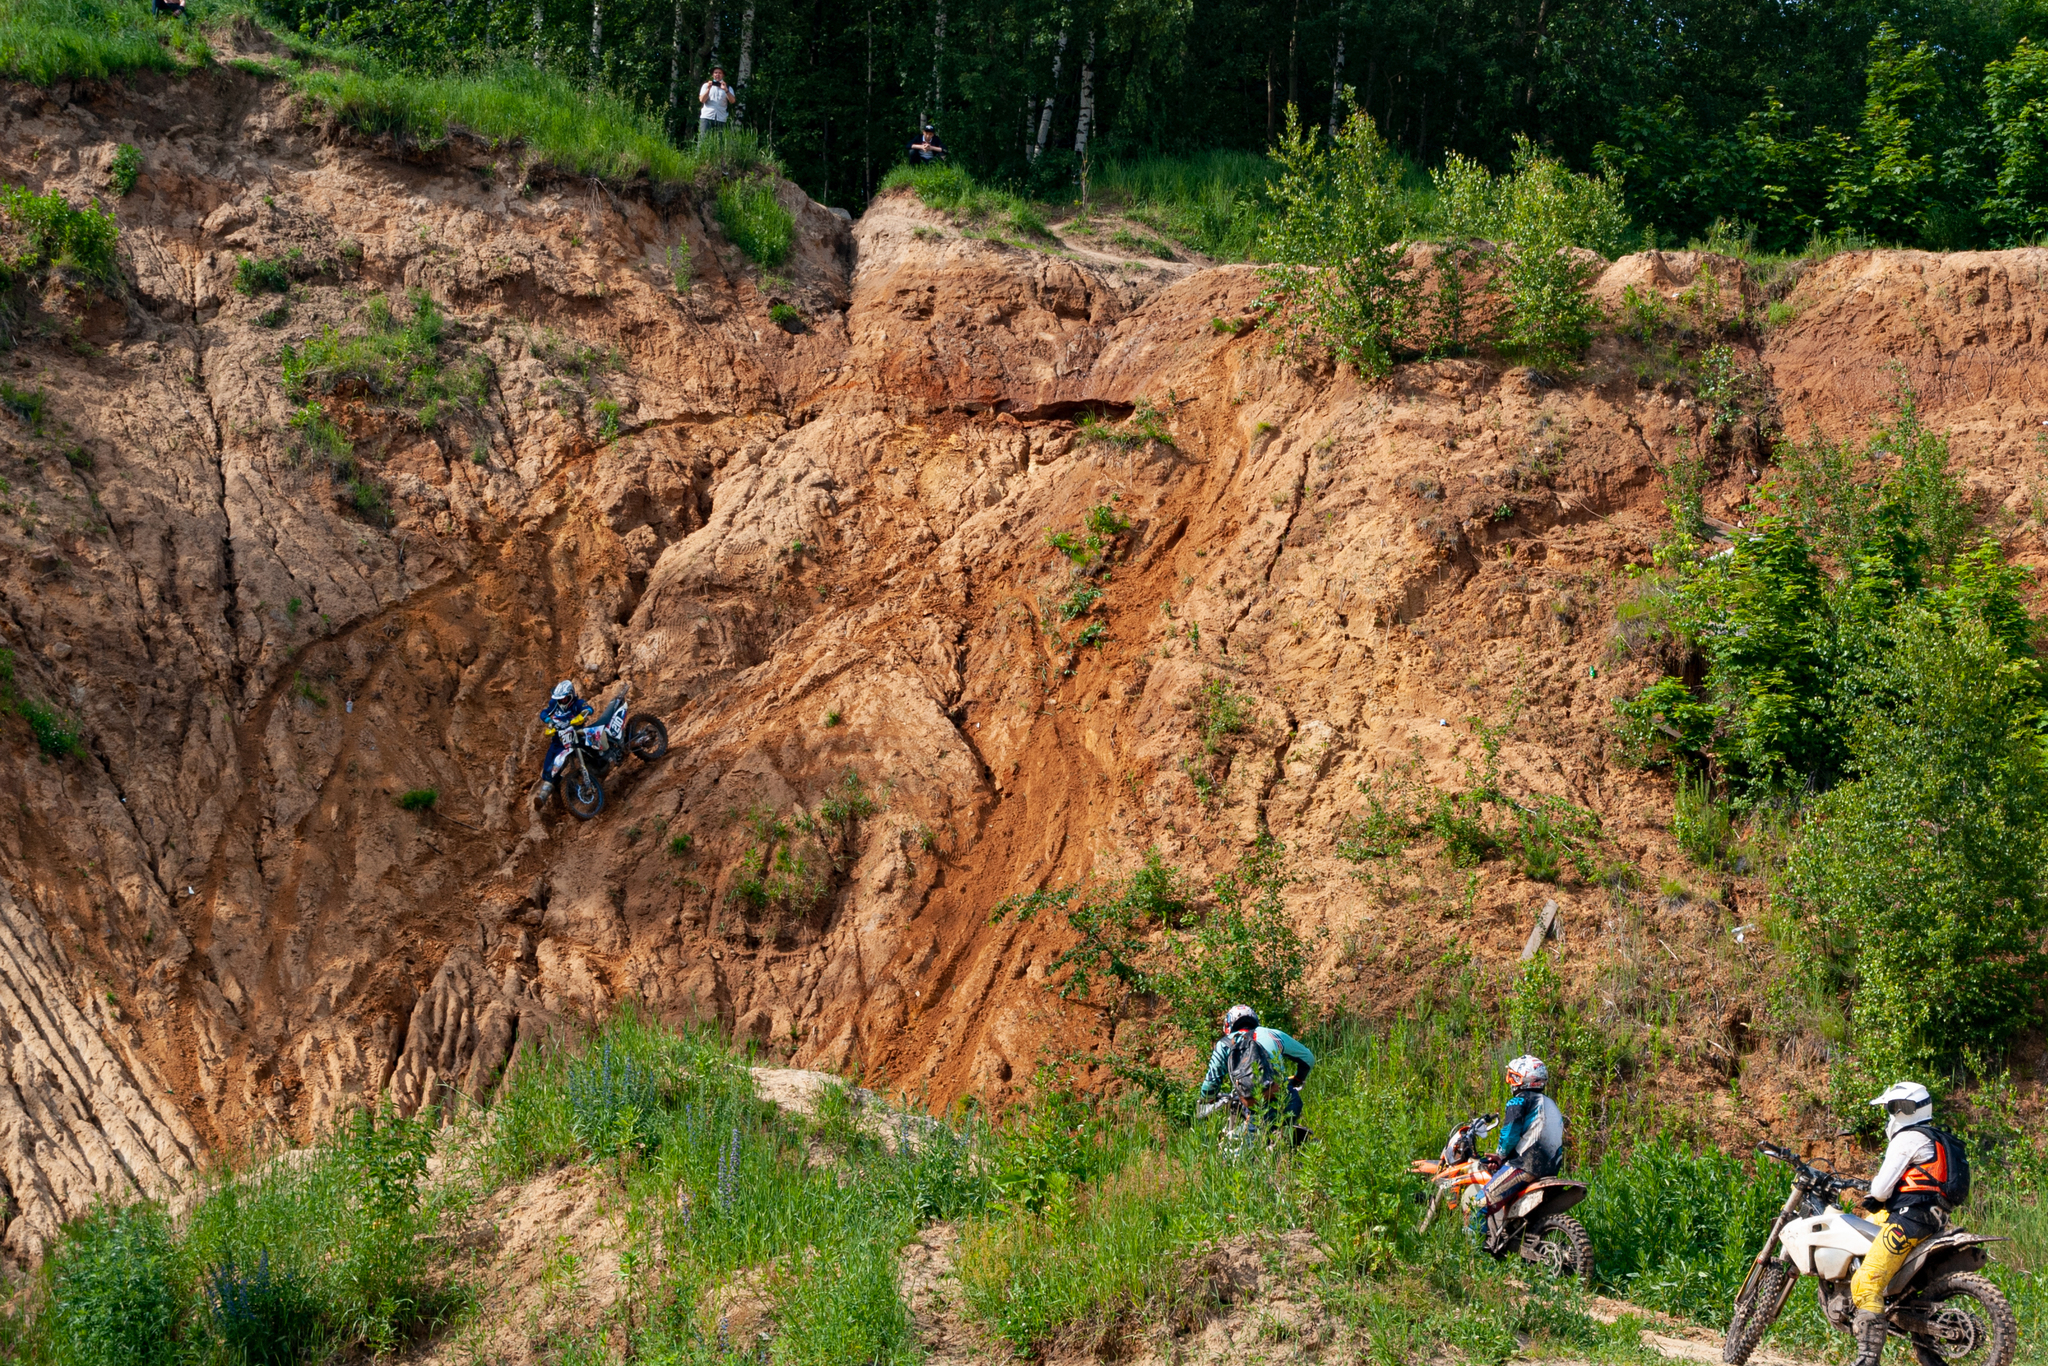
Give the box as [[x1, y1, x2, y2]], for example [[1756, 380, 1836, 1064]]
[[626, 714, 668, 761], [1925, 1303, 1986, 1360], [560, 754, 605, 819], [1527, 1227, 1575, 1277]]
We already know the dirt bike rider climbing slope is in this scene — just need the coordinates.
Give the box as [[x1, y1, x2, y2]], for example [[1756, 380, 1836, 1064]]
[[1848, 1081, 1963, 1366], [1473, 1055, 1567, 1252], [534, 679, 597, 805], [1198, 1004, 1315, 1144]]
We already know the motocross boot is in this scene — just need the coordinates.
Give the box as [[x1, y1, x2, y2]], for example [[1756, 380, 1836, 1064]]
[[1848, 1309, 1888, 1366], [534, 780, 555, 806]]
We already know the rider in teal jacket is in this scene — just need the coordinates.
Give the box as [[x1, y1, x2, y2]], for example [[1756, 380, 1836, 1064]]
[[1198, 1004, 1316, 1134]]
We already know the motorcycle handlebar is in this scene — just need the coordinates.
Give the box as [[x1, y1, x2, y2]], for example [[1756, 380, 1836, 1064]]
[[1758, 1141, 1867, 1193]]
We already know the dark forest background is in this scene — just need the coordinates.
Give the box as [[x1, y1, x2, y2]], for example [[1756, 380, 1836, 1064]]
[[259, 0, 2048, 251]]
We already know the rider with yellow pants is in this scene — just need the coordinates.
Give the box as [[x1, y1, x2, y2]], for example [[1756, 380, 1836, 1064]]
[[1848, 1081, 1952, 1366]]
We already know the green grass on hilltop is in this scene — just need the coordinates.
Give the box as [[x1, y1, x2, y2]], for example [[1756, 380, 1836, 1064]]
[[0, 0, 202, 84], [1092, 149, 1276, 260], [880, 161, 1052, 240], [0, 0, 778, 191]]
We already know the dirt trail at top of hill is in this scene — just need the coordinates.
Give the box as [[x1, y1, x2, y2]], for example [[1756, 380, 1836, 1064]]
[[0, 62, 2045, 1268]]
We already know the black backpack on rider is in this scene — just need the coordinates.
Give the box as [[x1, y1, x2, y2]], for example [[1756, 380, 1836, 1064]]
[[1225, 1031, 1280, 1108], [1904, 1123, 1970, 1208]]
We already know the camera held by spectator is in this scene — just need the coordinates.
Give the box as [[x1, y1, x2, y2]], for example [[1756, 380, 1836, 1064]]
[[907, 124, 947, 164]]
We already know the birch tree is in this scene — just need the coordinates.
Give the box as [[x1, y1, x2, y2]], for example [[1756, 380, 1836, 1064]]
[[735, 1, 757, 124], [1072, 30, 1096, 158], [588, 0, 602, 91], [1032, 27, 1068, 162]]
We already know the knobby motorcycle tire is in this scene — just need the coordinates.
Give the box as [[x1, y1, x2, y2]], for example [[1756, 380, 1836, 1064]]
[[558, 751, 605, 820], [1525, 1213, 1594, 1287], [627, 713, 668, 761], [1908, 1271, 2017, 1366], [1722, 1261, 1793, 1365]]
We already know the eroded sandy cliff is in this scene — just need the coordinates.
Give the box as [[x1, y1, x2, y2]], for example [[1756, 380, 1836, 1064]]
[[1, 62, 2045, 1266]]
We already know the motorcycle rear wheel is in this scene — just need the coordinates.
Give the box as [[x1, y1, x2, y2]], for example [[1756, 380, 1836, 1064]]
[[558, 752, 605, 820], [1523, 1214, 1594, 1286], [1722, 1262, 1793, 1365], [1907, 1271, 2017, 1366], [627, 713, 668, 761]]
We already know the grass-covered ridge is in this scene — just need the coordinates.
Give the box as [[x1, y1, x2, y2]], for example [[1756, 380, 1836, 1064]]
[[0, 0, 781, 193], [0, 0, 205, 84]]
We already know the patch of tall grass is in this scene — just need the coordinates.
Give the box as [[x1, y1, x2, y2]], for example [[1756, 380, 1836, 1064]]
[[477, 1006, 969, 1363], [879, 163, 1051, 239], [2, 1104, 456, 1364], [714, 174, 794, 267], [289, 61, 761, 186], [0, 0, 202, 84], [0, 1, 777, 192], [1092, 150, 1276, 260]]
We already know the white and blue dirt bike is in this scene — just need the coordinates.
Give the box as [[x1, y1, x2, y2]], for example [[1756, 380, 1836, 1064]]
[[1723, 1142, 2014, 1366], [541, 684, 668, 820]]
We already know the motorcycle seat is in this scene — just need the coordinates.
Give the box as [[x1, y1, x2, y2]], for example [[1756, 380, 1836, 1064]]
[[1843, 1211, 1881, 1238], [595, 695, 626, 725]]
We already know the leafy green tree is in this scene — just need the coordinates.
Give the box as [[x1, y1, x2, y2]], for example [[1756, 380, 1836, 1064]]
[[1258, 104, 1415, 379], [1788, 611, 2048, 1078], [1613, 395, 2012, 802], [1827, 25, 1949, 243], [1983, 37, 2048, 242]]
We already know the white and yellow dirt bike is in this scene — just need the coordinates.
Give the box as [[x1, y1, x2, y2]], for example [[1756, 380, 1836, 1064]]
[[1723, 1142, 2014, 1366], [540, 684, 668, 820], [1410, 1113, 1594, 1284]]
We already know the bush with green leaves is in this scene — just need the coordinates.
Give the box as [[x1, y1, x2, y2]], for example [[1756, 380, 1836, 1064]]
[[233, 255, 291, 295], [1613, 392, 2021, 801], [991, 837, 1312, 1040], [1983, 38, 2048, 243], [1432, 137, 1630, 367], [1, 184, 118, 281], [107, 144, 141, 197], [715, 174, 794, 268], [1258, 106, 1416, 378], [44, 1203, 182, 1366], [1786, 610, 2048, 1080]]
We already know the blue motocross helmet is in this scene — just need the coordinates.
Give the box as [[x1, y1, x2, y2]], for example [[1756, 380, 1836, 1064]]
[[544, 679, 581, 724]]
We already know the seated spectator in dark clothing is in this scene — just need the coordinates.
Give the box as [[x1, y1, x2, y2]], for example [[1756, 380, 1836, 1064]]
[[152, 0, 187, 16], [907, 125, 947, 163]]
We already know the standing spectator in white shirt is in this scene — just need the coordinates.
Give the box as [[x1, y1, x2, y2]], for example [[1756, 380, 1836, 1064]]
[[698, 68, 733, 142]]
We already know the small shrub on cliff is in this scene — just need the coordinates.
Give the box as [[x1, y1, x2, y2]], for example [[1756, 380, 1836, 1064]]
[[1429, 138, 1629, 367], [1, 184, 118, 282], [281, 290, 487, 421], [1, 378, 49, 434], [233, 255, 291, 296], [1258, 106, 1416, 379], [715, 175, 793, 268], [396, 787, 436, 811], [107, 144, 141, 197]]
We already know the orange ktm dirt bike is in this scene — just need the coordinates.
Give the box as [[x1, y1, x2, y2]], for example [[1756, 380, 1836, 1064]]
[[1411, 1112, 1594, 1284], [540, 683, 668, 819]]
